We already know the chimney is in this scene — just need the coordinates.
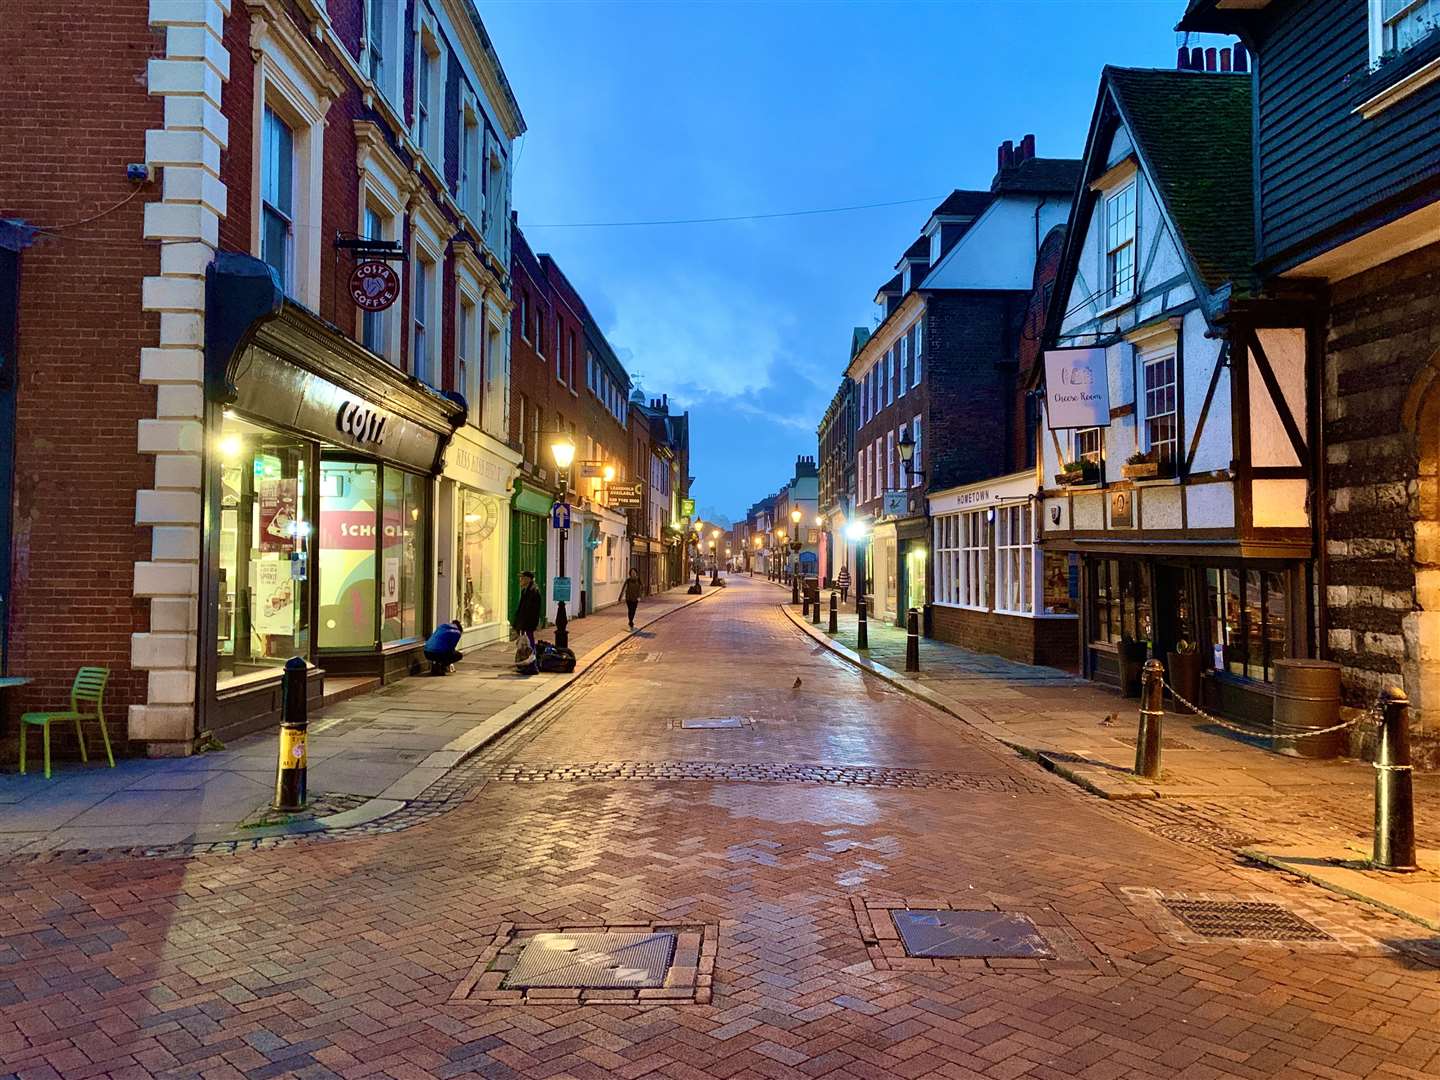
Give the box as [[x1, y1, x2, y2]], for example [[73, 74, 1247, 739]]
[[1233, 43, 1249, 72], [1219, 47, 1231, 72], [1177, 45, 1190, 70], [1191, 46, 1203, 69], [997, 139, 1014, 172], [1020, 133, 1035, 162], [1205, 46, 1218, 71]]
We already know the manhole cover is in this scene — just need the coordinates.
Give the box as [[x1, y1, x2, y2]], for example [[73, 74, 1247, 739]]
[[891, 909, 1055, 959], [1160, 900, 1331, 941], [1154, 823, 1258, 848], [680, 716, 746, 729], [502, 932, 675, 989]]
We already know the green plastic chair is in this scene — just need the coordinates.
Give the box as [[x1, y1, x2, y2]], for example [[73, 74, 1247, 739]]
[[19, 667, 113, 779]]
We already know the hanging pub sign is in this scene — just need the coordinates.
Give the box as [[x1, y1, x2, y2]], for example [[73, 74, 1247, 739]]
[[349, 260, 400, 312], [1043, 347, 1110, 429], [882, 491, 908, 518]]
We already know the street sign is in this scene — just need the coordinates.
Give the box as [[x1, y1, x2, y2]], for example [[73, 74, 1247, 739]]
[[553, 576, 572, 603], [883, 491, 908, 518], [680, 498, 695, 518], [551, 502, 572, 530], [579, 460, 604, 479]]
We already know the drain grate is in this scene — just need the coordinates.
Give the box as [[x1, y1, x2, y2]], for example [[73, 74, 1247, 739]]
[[1160, 899, 1332, 941], [502, 932, 675, 989], [892, 909, 1055, 959], [1153, 822, 1258, 848], [680, 716, 747, 729]]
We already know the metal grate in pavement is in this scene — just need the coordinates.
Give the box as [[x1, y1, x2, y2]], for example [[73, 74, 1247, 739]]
[[1153, 822, 1258, 848], [502, 932, 675, 989], [680, 716, 747, 729], [892, 909, 1055, 959], [1160, 899, 1331, 941]]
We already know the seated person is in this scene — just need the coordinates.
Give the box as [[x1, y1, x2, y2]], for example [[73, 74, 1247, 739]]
[[424, 619, 464, 675]]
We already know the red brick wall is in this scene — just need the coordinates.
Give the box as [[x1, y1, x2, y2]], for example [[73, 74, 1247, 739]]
[[930, 605, 1078, 670], [0, 2, 164, 724]]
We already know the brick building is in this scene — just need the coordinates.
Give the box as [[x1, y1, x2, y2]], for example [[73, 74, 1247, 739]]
[[508, 224, 633, 624], [847, 145, 1080, 637], [816, 365, 857, 588], [2, 0, 525, 754]]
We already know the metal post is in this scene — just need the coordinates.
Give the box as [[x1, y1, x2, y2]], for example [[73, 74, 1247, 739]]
[[828, 590, 838, 634], [791, 553, 800, 605], [802, 585, 810, 617], [855, 542, 868, 649], [555, 526, 569, 650], [1373, 686, 1417, 872], [906, 607, 920, 672], [273, 656, 308, 811], [811, 585, 821, 625], [1134, 658, 1164, 779]]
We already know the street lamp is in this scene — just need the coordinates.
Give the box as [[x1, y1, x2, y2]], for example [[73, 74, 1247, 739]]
[[690, 520, 704, 591], [710, 528, 722, 584], [845, 519, 870, 646], [897, 427, 924, 486], [550, 433, 576, 649], [789, 508, 803, 605], [752, 533, 762, 577]]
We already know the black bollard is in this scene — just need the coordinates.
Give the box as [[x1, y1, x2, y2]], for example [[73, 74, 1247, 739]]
[[857, 595, 868, 650], [811, 585, 821, 625], [802, 587, 810, 617], [791, 571, 800, 606], [1373, 686, 1417, 872], [273, 656, 309, 811], [905, 607, 920, 672], [828, 590, 839, 634], [1134, 658, 1164, 779]]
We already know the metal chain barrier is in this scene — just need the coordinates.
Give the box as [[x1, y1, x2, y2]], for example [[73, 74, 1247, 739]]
[[1160, 676, 1382, 740]]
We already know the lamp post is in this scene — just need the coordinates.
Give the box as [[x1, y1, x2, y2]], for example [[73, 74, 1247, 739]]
[[752, 534, 761, 576], [846, 519, 870, 649], [775, 528, 785, 583], [789, 508, 803, 604], [710, 528, 722, 585], [550, 433, 577, 650]]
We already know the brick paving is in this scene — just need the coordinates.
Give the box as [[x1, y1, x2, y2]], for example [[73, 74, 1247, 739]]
[[1, 576, 1438, 1080]]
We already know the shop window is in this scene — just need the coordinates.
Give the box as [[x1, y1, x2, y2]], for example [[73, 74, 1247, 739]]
[[318, 459, 378, 648], [1143, 355, 1177, 464], [1206, 565, 1289, 682], [1043, 551, 1078, 615], [216, 414, 310, 689], [381, 468, 427, 644], [960, 509, 989, 610], [1092, 558, 1151, 646], [995, 504, 1032, 615], [458, 489, 500, 628], [261, 106, 294, 293]]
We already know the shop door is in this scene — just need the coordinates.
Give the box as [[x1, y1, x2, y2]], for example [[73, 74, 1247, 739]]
[[511, 511, 547, 622], [1153, 564, 1195, 658], [905, 546, 927, 613]]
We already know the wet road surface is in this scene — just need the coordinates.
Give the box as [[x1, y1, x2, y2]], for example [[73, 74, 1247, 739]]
[[2, 577, 1438, 1079]]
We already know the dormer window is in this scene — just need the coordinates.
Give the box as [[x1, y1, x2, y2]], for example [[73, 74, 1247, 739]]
[[1104, 181, 1136, 304], [1371, 0, 1438, 64]]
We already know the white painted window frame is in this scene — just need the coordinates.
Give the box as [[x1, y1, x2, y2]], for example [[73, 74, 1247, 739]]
[[993, 502, 1034, 616], [1104, 179, 1137, 306], [355, 128, 409, 363], [1370, 0, 1439, 64], [959, 509, 990, 612], [361, 0, 403, 110], [409, 205, 445, 388], [413, 7, 446, 178]]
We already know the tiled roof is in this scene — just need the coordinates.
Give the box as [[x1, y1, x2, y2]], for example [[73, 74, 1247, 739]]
[[875, 272, 903, 296], [901, 236, 929, 260], [1106, 67, 1254, 293], [930, 190, 993, 217], [991, 157, 1083, 196]]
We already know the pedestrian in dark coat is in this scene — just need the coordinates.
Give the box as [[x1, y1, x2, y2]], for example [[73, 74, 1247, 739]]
[[512, 570, 543, 673], [624, 569, 644, 630]]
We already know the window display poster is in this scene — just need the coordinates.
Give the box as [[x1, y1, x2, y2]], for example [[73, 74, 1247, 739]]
[[252, 559, 295, 636], [383, 555, 400, 619], [258, 478, 299, 553]]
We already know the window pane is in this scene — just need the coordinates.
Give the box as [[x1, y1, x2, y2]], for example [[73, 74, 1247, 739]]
[[381, 469, 426, 643], [1265, 570, 1288, 680], [319, 459, 378, 648], [1245, 569, 1265, 680], [217, 416, 309, 688]]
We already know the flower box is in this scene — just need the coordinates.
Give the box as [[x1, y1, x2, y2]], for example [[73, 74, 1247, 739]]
[[1121, 461, 1158, 480]]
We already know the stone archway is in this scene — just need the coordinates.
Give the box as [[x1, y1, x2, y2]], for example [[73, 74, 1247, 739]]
[[1399, 348, 1440, 732]]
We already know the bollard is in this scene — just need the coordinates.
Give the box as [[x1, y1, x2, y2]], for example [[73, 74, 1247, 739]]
[[906, 607, 920, 672], [792, 572, 800, 606], [802, 586, 810, 617], [1134, 658, 1165, 779], [1373, 686, 1417, 872], [273, 656, 309, 812], [857, 595, 869, 650], [829, 590, 839, 634], [811, 586, 821, 625]]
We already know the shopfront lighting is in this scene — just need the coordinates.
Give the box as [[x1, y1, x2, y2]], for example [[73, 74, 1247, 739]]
[[815, 515, 824, 528], [602, 464, 616, 482], [550, 435, 576, 471], [218, 433, 243, 460], [845, 520, 868, 542]]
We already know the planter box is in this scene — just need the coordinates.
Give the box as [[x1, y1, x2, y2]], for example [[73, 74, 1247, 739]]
[[1121, 461, 1175, 480], [1055, 467, 1098, 487]]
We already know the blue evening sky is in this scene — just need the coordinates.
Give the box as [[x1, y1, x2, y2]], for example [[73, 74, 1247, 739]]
[[482, 0, 1202, 524]]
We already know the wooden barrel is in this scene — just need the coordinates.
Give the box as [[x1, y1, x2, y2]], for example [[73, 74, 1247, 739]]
[[1271, 659, 1342, 759]]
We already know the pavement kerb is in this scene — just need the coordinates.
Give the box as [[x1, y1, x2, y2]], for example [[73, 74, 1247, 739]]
[[1238, 847, 1440, 933], [306, 585, 723, 834], [779, 602, 1161, 801]]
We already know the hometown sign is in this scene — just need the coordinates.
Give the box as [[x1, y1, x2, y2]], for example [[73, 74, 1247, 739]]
[[1043, 348, 1110, 429]]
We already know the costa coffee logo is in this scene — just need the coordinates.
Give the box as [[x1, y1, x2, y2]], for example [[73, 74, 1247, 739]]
[[349, 260, 400, 312], [336, 400, 387, 447]]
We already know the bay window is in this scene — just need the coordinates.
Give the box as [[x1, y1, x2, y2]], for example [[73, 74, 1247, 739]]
[[994, 504, 1033, 615]]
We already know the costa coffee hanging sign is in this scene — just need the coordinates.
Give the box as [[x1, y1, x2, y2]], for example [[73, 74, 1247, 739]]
[[349, 260, 400, 312]]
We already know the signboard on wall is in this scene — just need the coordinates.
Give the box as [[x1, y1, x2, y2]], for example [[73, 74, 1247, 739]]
[[1043, 348, 1110, 429], [680, 498, 695, 518], [882, 491, 908, 518]]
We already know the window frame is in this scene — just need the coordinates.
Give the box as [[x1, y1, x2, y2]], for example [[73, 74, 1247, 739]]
[[994, 503, 1034, 616], [412, 10, 446, 176], [1104, 180, 1137, 305], [1142, 354, 1178, 464], [1075, 426, 1103, 465], [1370, 0, 1439, 63], [959, 510, 989, 611]]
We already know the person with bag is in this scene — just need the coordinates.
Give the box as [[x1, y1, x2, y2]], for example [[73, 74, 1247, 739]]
[[624, 569, 644, 630], [511, 570, 542, 674]]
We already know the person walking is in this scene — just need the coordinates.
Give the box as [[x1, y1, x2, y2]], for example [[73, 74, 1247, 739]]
[[624, 569, 644, 630], [423, 619, 464, 676], [511, 570, 543, 674]]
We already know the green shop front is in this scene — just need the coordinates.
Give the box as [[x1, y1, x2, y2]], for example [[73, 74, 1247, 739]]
[[509, 479, 552, 625], [202, 253, 463, 740]]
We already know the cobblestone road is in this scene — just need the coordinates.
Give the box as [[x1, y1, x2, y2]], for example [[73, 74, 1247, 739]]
[[2, 578, 1438, 1079]]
